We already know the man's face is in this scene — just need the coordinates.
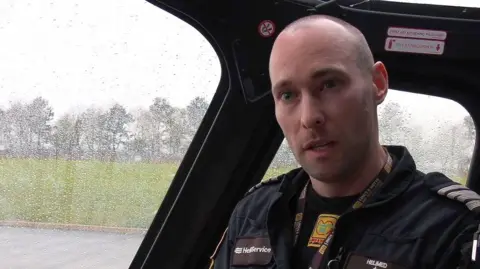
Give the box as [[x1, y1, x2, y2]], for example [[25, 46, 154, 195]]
[[269, 23, 387, 182]]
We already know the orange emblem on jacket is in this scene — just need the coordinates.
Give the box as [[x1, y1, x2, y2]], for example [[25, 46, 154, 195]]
[[307, 214, 339, 247]]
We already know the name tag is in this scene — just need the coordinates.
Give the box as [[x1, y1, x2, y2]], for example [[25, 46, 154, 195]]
[[344, 254, 408, 269], [232, 237, 273, 266]]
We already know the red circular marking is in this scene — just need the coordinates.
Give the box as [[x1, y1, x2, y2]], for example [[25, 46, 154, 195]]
[[258, 20, 276, 38]]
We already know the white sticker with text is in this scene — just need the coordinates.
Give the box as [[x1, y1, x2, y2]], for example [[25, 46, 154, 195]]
[[385, 37, 445, 55], [387, 27, 447, 41]]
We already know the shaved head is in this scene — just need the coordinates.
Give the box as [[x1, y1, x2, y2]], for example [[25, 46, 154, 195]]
[[268, 14, 389, 195], [281, 15, 374, 74]]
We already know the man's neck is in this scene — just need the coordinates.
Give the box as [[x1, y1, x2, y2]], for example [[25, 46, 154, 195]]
[[310, 144, 388, 198]]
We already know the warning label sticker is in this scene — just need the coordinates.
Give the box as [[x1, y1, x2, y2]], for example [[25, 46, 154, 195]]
[[385, 37, 445, 55], [387, 27, 447, 41]]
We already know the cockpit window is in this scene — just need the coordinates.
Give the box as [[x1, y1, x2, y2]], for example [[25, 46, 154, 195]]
[[266, 90, 475, 185], [0, 0, 220, 267]]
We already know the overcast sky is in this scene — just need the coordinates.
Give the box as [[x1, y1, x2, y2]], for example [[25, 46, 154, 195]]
[[0, 0, 221, 118], [0, 0, 477, 126]]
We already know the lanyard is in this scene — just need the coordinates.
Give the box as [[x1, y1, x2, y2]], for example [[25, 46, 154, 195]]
[[293, 152, 393, 269]]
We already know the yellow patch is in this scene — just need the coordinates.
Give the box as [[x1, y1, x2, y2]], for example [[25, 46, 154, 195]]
[[307, 214, 339, 247]]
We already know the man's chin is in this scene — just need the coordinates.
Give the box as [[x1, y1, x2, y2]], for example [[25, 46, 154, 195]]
[[309, 174, 339, 183], [303, 166, 339, 183]]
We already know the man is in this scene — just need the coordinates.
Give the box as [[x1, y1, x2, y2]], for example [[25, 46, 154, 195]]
[[209, 15, 480, 269]]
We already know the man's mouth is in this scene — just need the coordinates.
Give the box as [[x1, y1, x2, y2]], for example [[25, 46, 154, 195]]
[[311, 142, 333, 149], [304, 140, 336, 151]]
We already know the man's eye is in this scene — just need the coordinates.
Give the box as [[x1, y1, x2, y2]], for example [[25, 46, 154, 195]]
[[280, 92, 294, 101], [323, 79, 337, 90]]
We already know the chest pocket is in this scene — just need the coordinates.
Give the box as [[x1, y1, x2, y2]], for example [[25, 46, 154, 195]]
[[343, 232, 424, 269], [230, 236, 276, 269]]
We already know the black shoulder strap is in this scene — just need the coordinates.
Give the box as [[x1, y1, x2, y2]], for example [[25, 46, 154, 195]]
[[244, 175, 284, 197], [208, 175, 285, 268], [424, 172, 480, 269]]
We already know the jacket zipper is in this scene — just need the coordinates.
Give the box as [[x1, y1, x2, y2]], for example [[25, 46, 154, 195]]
[[323, 247, 344, 269], [334, 247, 345, 267], [323, 213, 349, 269]]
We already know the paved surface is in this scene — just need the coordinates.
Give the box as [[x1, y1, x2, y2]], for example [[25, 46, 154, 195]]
[[0, 226, 145, 269]]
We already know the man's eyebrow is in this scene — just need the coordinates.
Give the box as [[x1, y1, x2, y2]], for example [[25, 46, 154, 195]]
[[310, 66, 346, 79], [272, 66, 346, 92], [271, 80, 291, 93]]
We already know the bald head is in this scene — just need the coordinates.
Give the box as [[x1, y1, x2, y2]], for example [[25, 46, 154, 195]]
[[276, 15, 374, 74], [268, 14, 389, 187]]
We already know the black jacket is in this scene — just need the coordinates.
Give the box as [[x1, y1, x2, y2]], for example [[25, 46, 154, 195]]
[[211, 146, 480, 269]]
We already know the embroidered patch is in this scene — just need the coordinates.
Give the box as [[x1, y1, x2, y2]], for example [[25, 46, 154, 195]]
[[344, 254, 408, 269], [308, 214, 339, 247], [232, 237, 272, 266]]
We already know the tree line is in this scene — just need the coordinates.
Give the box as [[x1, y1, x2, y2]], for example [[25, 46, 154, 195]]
[[377, 101, 475, 179], [0, 96, 209, 162], [0, 96, 476, 178]]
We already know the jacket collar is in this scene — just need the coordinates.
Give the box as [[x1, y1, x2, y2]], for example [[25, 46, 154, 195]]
[[365, 145, 416, 207], [273, 145, 417, 207], [265, 145, 416, 268]]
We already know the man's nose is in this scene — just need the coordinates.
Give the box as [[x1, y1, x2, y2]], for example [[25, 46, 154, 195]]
[[300, 96, 325, 129]]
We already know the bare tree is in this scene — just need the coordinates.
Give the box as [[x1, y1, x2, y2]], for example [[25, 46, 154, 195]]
[[165, 107, 188, 161], [133, 108, 156, 162], [149, 97, 175, 161], [5, 102, 30, 157], [185, 97, 209, 139], [0, 108, 9, 156], [52, 113, 82, 160], [26, 97, 54, 157], [78, 107, 104, 160], [100, 104, 133, 162]]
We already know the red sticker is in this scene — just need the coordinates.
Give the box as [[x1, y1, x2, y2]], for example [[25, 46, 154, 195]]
[[258, 20, 276, 38]]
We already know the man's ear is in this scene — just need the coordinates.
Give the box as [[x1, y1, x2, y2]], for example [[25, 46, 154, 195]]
[[372, 61, 388, 105]]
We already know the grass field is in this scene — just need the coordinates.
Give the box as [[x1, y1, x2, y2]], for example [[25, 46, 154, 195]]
[[0, 158, 293, 229], [0, 158, 466, 229]]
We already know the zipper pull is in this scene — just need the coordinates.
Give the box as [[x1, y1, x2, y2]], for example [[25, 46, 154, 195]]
[[336, 247, 345, 261], [326, 247, 344, 269]]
